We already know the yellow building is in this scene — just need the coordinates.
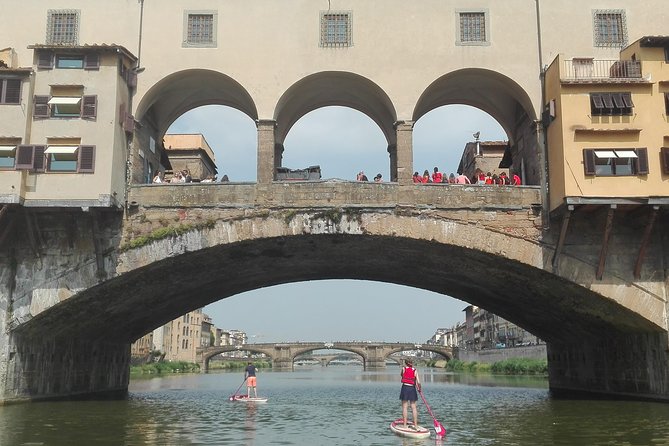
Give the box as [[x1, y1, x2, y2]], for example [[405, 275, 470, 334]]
[[544, 36, 669, 213]]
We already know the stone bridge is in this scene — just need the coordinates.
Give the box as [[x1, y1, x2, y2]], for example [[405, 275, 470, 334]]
[[197, 342, 453, 372], [1, 182, 667, 403]]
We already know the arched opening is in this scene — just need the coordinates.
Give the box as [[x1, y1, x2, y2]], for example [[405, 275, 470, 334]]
[[133, 69, 257, 183], [167, 105, 257, 182], [274, 72, 397, 180], [413, 105, 507, 183], [414, 69, 539, 185], [282, 107, 389, 181]]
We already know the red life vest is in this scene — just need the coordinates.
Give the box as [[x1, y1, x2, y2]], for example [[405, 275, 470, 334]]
[[401, 366, 416, 385]]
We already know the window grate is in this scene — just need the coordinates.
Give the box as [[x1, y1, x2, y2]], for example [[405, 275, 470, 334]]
[[460, 12, 486, 42], [320, 12, 351, 47], [46, 10, 79, 45], [187, 14, 214, 44], [593, 10, 627, 48]]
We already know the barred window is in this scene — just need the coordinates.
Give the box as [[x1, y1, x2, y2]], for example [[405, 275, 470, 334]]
[[593, 10, 627, 48], [460, 12, 486, 42], [183, 11, 217, 47], [46, 10, 79, 45], [320, 12, 351, 47]]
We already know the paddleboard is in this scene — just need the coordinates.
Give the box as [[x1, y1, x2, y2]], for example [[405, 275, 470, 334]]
[[389, 419, 431, 439], [229, 395, 268, 403]]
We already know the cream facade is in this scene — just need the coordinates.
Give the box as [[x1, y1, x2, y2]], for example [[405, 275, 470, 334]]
[[3, 1, 668, 197], [545, 36, 669, 212], [151, 308, 205, 363], [163, 134, 217, 182]]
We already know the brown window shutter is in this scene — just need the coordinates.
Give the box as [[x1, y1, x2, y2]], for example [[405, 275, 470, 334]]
[[583, 149, 596, 175], [78, 145, 95, 173], [635, 148, 649, 175], [33, 145, 46, 172], [33, 95, 50, 118], [662, 147, 669, 175], [4, 79, 21, 104], [665, 93, 669, 114], [37, 51, 54, 69], [84, 53, 100, 70], [81, 95, 97, 119], [15, 145, 35, 169], [128, 71, 137, 88]]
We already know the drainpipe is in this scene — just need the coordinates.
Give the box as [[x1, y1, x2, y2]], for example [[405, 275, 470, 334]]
[[137, 0, 144, 69], [535, 0, 550, 230]]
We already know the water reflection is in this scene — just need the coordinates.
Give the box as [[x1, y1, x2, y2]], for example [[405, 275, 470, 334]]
[[1, 368, 668, 446]]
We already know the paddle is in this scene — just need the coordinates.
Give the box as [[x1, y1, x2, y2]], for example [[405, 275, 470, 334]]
[[417, 386, 446, 438], [228, 377, 247, 401]]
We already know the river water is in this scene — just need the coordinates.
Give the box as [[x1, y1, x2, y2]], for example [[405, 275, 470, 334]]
[[1, 365, 669, 446]]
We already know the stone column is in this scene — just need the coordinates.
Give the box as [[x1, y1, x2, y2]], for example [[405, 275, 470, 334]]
[[547, 333, 669, 401], [387, 144, 397, 182], [394, 120, 414, 185], [256, 120, 276, 184], [274, 143, 284, 171], [0, 248, 14, 403]]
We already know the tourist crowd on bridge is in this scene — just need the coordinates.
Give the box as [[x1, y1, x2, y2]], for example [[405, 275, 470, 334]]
[[357, 167, 521, 185]]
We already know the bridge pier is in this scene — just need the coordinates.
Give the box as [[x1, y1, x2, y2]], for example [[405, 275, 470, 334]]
[[547, 333, 669, 401], [272, 358, 293, 371], [1, 335, 130, 403]]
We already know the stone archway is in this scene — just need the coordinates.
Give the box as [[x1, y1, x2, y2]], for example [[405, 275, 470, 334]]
[[414, 69, 540, 185]]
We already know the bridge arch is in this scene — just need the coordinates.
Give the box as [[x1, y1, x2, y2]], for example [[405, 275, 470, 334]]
[[413, 68, 540, 184], [135, 69, 258, 136], [274, 71, 397, 147]]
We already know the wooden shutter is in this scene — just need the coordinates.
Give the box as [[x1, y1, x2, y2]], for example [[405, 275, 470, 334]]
[[3, 79, 21, 104], [662, 147, 669, 175], [81, 95, 97, 119], [15, 145, 34, 169], [32, 145, 46, 172], [84, 53, 100, 70], [635, 148, 649, 175], [127, 70, 137, 88], [665, 93, 669, 114], [33, 95, 50, 118], [37, 51, 53, 69], [78, 145, 95, 173], [583, 149, 596, 175]]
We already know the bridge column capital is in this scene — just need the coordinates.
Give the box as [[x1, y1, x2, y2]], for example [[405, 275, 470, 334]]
[[256, 119, 277, 184]]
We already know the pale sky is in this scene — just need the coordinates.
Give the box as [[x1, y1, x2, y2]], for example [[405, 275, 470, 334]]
[[167, 104, 507, 343]]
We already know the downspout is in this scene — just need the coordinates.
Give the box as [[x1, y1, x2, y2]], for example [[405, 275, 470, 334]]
[[137, 0, 144, 69], [535, 0, 550, 230]]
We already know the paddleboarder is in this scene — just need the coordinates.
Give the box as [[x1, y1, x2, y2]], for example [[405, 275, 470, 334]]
[[244, 362, 258, 398], [399, 359, 421, 430]]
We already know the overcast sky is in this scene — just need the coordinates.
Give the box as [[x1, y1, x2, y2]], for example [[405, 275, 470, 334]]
[[167, 104, 507, 343]]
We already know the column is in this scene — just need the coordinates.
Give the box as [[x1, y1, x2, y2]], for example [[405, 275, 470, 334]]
[[394, 120, 414, 185], [387, 144, 397, 182], [256, 119, 276, 184]]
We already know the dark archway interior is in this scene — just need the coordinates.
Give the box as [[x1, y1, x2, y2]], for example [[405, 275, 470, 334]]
[[16, 235, 661, 345]]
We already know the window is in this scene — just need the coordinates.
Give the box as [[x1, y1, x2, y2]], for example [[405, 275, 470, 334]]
[[0, 145, 17, 169], [457, 11, 489, 45], [665, 92, 669, 115], [583, 148, 648, 176], [662, 147, 669, 175], [46, 10, 80, 45], [44, 145, 95, 173], [320, 12, 352, 47], [38, 52, 99, 70], [590, 92, 633, 115], [0, 78, 21, 104], [56, 55, 83, 69], [33, 94, 97, 119], [183, 11, 217, 47], [593, 10, 627, 48]]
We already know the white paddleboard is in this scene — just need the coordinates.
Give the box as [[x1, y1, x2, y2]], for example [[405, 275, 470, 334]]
[[389, 419, 431, 439], [230, 395, 268, 403]]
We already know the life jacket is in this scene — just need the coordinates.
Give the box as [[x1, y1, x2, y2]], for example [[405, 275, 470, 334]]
[[401, 366, 416, 385]]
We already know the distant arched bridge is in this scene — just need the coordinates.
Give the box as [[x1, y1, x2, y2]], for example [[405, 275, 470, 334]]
[[197, 342, 453, 372]]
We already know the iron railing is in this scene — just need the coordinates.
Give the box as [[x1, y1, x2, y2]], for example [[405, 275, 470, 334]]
[[562, 59, 642, 80]]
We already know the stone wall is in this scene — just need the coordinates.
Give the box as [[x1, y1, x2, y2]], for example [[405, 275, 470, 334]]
[[457, 345, 547, 364]]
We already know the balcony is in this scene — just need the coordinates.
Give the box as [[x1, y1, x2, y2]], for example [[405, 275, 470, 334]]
[[561, 59, 646, 83]]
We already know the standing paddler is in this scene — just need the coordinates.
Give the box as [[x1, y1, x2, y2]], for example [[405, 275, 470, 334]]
[[399, 359, 421, 430]]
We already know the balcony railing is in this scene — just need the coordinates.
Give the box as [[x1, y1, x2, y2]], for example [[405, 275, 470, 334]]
[[562, 59, 643, 81]]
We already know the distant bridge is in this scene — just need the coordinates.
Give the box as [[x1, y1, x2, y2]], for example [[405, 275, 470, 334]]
[[196, 342, 453, 371]]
